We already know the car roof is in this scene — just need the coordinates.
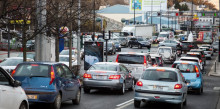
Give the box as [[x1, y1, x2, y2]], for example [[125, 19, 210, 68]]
[[187, 52, 201, 55], [19, 61, 63, 65], [182, 41, 193, 43], [146, 67, 177, 72], [190, 49, 203, 51], [150, 54, 160, 57], [94, 62, 120, 65], [158, 46, 172, 49], [118, 52, 148, 55], [199, 47, 209, 48], [174, 61, 198, 65], [180, 57, 199, 60]]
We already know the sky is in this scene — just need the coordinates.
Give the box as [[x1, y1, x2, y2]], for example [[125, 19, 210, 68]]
[[210, 0, 219, 9]]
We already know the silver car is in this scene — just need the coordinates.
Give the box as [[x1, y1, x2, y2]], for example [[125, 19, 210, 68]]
[[134, 67, 188, 109], [83, 62, 134, 94]]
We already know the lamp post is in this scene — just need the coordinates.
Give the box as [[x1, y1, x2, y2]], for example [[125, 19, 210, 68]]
[[160, 2, 162, 32], [93, 0, 96, 41], [151, 0, 153, 24], [191, 0, 193, 32], [134, 0, 136, 25]]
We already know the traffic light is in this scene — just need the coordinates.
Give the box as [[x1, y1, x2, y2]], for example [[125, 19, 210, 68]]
[[214, 13, 217, 16], [157, 12, 161, 16], [202, 13, 205, 16], [175, 13, 179, 16]]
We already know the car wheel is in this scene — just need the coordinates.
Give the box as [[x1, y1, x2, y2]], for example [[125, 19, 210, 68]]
[[128, 80, 134, 91], [19, 102, 27, 109], [72, 89, 81, 105], [134, 100, 141, 108], [176, 102, 183, 109], [183, 98, 187, 106], [197, 87, 202, 95], [50, 93, 61, 109], [119, 82, 125, 95], [130, 44, 133, 48], [84, 88, 90, 93], [204, 61, 206, 65]]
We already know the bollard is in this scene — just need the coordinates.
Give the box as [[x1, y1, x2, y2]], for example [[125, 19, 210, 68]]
[[215, 61, 217, 73]]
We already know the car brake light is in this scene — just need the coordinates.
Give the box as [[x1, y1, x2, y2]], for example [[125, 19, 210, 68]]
[[136, 81, 143, 86], [202, 55, 205, 57], [109, 75, 121, 79], [181, 63, 188, 64], [195, 65, 200, 77], [11, 65, 19, 77], [116, 54, 119, 63], [156, 69, 165, 71], [209, 49, 212, 51], [200, 60, 202, 63], [49, 66, 55, 85], [31, 64, 39, 66], [144, 56, 147, 66], [83, 73, 92, 78], [174, 84, 182, 89], [171, 64, 175, 68], [188, 45, 193, 47]]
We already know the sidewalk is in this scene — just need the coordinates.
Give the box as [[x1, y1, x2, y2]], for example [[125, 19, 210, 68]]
[[0, 51, 21, 61], [208, 56, 220, 77]]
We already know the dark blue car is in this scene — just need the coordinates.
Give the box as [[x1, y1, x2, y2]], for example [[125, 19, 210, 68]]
[[12, 62, 81, 109]]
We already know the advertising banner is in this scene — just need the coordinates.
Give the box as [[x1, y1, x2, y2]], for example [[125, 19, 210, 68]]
[[84, 42, 104, 70], [130, 0, 167, 13]]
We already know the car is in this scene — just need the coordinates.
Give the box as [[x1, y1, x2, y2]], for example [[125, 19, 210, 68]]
[[179, 57, 204, 71], [157, 46, 176, 63], [113, 41, 121, 52], [212, 41, 219, 52], [134, 67, 188, 109], [199, 47, 212, 60], [158, 39, 180, 50], [201, 45, 214, 56], [59, 49, 77, 60], [151, 36, 158, 44], [0, 57, 34, 73], [178, 34, 187, 41], [17, 52, 36, 61], [17, 40, 35, 51], [128, 37, 151, 49], [0, 67, 29, 109], [12, 62, 81, 109], [83, 62, 134, 94], [118, 37, 128, 47], [185, 52, 205, 66], [190, 49, 206, 65], [172, 61, 203, 94], [116, 52, 151, 81], [149, 53, 164, 67], [157, 32, 169, 42], [59, 55, 77, 67], [104, 42, 116, 55], [180, 41, 198, 52]]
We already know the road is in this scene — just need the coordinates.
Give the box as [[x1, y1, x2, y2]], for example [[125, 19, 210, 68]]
[[29, 46, 220, 109]]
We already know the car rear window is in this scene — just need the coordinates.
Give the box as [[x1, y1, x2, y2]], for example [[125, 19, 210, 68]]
[[180, 59, 198, 63], [141, 70, 177, 82], [200, 48, 209, 51], [117, 54, 144, 64], [89, 64, 117, 71], [14, 64, 50, 77], [173, 64, 196, 73], [186, 54, 201, 59], [181, 42, 191, 45]]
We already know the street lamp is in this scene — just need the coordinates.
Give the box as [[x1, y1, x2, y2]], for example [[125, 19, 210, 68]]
[[151, 0, 153, 24]]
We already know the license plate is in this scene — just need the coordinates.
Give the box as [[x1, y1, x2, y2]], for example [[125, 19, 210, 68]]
[[93, 75, 107, 80], [27, 95, 38, 99], [153, 85, 163, 91]]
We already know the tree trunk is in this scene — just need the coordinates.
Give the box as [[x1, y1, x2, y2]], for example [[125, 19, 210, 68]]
[[22, 28, 27, 62]]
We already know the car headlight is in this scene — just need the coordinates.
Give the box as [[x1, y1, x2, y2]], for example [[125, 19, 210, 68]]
[[119, 45, 121, 48]]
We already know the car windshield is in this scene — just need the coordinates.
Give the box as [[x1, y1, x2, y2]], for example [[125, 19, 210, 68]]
[[18, 53, 35, 60], [141, 70, 177, 82], [202, 46, 210, 48], [158, 34, 169, 37], [14, 64, 49, 77], [59, 57, 69, 62], [60, 50, 75, 55], [89, 64, 117, 71], [186, 54, 201, 59], [27, 41, 33, 44], [137, 38, 144, 41], [0, 59, 23, 66], [158, 48, 171, 53], [213, 42, 219, 45], [117, 54, 144, 64], [199, 48, 209, 51], [180, 59, 198, 63], [173, 64, 196, 73], [181, 42, 191, 45]]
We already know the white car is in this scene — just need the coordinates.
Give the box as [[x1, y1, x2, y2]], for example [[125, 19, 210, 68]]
[[59, 55, 77, 67], [179, 57, 204, 71], [0, 67, 29, 109], [199, 47, 212, 59]]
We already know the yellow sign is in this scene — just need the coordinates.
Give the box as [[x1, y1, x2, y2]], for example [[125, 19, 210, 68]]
[[10, 20, 31, 24], [193, 14, 199, 21]]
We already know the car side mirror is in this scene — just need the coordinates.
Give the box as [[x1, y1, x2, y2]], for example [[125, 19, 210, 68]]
[[13, 80, 22, 87]]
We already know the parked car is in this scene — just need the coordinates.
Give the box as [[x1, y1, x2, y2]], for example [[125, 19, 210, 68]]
[[116, 52, 151, 81], [128, 37, 151, 49], [179, 57, 204, 71], [199, 47, 212, 60], [180, 41, 198, 52], [149, 53, 163, 67], [0, 67, 29, 109], [104, 42, 116, 55], [190, 49, 206, 65], [201, 45, 214, 56], [158, 39, 180, 50], [0, 57, 34, 73], [12, 62, 81, 109], [17, 40, 35, 51], [83, 62, 134, 94], [17, 52, 36, 61], [157, 46, 176, 63], [134, 67, 188, 108], [186, 52, 205, 66], [212, 41, 219, 52], [113, 41, 121, 52], [172, 61, 203, 94]]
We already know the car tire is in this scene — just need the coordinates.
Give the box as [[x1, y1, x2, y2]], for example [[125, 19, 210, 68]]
[[183, 98, 187, 106], [176, 102, 183, 109], [197, 87, 202, 95], [119, 83, 125, 95], [84, 88, 90, 94], [130, 44, 133, 48], [50, 93, 62, 109], [128, 80, 134, 91], [19, 102, 27, 109], [204, 61, 206, 65], [72, 89, 81, 105], [134, 100, 141, 108]]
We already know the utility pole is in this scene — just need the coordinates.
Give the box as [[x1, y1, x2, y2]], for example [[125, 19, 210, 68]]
[[160, 2, 161, 32], [191, 0, 193, 32], [134, 0, 136, 25], [69, 1, 73, 69], [7, 26, 10, 58], [219, 0, 220, 62], [151, 0, 153, 24], [93, 0, 95, 41], [77, 0, 81, 74], [168, 8, 169, 28]]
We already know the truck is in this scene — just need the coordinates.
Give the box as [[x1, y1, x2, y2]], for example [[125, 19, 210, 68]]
[[121, 24, 156, 39]]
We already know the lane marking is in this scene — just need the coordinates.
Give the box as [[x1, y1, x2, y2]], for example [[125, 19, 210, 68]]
[[116, 99, 134, 107], [115, 101, 133, 109]]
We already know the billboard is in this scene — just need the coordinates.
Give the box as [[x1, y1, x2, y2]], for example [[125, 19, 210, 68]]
[[130, 0, 167, 13], [84, 42, 104, 70]]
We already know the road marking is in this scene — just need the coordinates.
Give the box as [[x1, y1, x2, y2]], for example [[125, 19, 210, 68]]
[[116, 99, 134, 107], [213, 87, 220, 91]]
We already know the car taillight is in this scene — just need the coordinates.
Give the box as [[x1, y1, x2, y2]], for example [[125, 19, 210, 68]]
[[200, 60, 202, 63], [202, 55, 205, 57], [109, 75, 121, 79], [209, 49, 212, 51], [208, 52, 211, 54], [153, 64, 157, 67], [50, 66, 55, 85], [136, 81, 143, 86], [11, 65, 19, 77], [188, 45, 193, 47], [144, 56, 147, 66], [195, 65, 200, 77], [171, 64, 175, 68], [83, 73, 92, 78], [174, 84, 182, 89], [116, 54, 119, 63]]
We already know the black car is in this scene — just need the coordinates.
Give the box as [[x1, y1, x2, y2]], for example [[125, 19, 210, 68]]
[[190, 49, 206, 65], [180, 41, 198, 52], [114, 41, 121, 52], [104, 42, 116, 55], [128, 37, 151, 49]]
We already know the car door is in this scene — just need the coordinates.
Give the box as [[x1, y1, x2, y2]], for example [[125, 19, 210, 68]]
[[61, 64, 78, 99], [120, 65, 131, 88], [0, 69, 19, 109]]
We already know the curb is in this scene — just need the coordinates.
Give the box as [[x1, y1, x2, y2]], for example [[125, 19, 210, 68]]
[[208, 55, 220, 77]]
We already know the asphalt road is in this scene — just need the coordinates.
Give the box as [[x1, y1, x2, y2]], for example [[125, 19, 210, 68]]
[[29, 46, 220, 109]]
